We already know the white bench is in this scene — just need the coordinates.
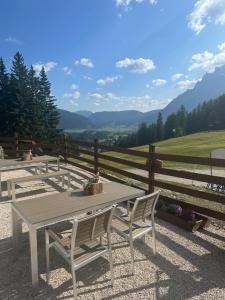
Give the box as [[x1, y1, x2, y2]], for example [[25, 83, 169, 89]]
[[7, 170, 71, 201]]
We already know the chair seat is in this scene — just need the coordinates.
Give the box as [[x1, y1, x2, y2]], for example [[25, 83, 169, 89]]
[[47, 221, 73, 250], [73, 241, 108, 269], [47, 223, 108, 269], [112, 216, 153, 240]]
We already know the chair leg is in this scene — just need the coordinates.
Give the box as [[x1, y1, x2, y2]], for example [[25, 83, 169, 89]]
[[142, 234, 146, 243], [108, 233, 114, 286], [45, 230, 50, 283], [71, 266, 78, 300], [129, 238, 135, 274], [152, 226, 156, 255]]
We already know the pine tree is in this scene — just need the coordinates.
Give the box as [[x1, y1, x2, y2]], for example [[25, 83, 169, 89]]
[[0, 58, 10, 135], [38, 67, 60, 138], [27, 66, 42, 137], [10, 52, 31, 136], [156, 112, 164, 140]]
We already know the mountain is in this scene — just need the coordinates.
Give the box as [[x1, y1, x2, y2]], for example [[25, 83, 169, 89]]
[[58, 65, 225, 129], [141, 109, 160, 123], [89, 110, 143, 127], [162, 65, 225, 118], [76, 110, 93, 118], [58, 109, 92, 129]]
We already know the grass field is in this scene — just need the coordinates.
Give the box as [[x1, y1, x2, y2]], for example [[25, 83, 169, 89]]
[[100, 130, 225, 169], [72, 130, 225, 170], [137, 130, 225, 157]]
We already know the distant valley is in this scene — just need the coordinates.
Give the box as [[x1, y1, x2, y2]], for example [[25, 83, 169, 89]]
[[58, 64, 225, 130]]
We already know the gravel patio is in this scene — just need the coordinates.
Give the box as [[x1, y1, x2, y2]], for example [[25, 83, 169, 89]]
[[0, 164, 225, 300]]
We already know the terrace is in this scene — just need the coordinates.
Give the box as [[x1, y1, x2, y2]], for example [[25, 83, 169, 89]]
[[0, 136, 225, 299]]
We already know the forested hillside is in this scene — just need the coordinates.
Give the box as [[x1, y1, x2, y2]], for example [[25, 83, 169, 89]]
[[116, 94, 225, 148], [0, 53, 59, 138]]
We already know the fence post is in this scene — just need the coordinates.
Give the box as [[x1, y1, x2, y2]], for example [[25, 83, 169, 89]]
[[148, 144, 155, 194], [94, 138, 99, 175], [15, 132, 19, 158], [63, 134, 68, 162]]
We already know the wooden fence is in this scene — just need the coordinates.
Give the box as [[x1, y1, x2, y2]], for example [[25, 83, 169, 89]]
[[1, 135, 225, 221], [64, 138, 225, 221]]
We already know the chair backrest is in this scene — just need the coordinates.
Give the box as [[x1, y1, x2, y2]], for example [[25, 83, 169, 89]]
[[71, 206, 115, 250], [130, 191, 160, 223]]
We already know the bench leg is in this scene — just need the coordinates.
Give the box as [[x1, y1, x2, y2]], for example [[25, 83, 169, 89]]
[[12, 183, 16, 202], [62, 175, 65, 188], [68, 174, 71, 190], [7, 181, 12, 199]]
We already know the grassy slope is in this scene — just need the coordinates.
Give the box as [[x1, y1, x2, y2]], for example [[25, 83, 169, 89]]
[[137, 130, 225, 157], [99, 130, 225, 169], [73, 130, 225, 169]]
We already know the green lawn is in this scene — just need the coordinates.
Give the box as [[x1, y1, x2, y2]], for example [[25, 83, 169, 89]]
[[137, 130, 225, 157], [73, 130, 225, 170], [99, 130, 225, 169]]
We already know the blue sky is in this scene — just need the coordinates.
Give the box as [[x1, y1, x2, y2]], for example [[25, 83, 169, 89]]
[[1, 0, 225, 112]]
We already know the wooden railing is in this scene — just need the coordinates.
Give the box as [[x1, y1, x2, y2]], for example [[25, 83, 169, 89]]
[[65, 138, 225, 221], [1, 135, 225, 221]]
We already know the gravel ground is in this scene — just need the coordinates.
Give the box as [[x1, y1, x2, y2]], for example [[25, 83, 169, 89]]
[[0, 164, 225, 299]]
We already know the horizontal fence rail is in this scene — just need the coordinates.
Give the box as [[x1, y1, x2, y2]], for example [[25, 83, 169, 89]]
[[2, 136, 225, 221], [67, 138, 225, 221]]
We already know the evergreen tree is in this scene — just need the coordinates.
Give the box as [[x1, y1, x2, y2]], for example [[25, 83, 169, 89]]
[[28, 66, 42, 137], [10, 52, 31, 136], [156, 112, 164, 140], [38, 67, 60, 138], [0, 58, 10, 135]]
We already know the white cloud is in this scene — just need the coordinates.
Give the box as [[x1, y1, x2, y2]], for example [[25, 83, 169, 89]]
[[63, 91, 80, 107], [176, 79, 200, 90], [62, 66, 72, 75], [115, 0, 157, 7], [4, 36, 22, 45], [188, 0, 225, 34], [89, 91, 169, 111], [70, 84, 79, 90], [218, 42, 225, 51], [189, 42, 225, 72], [171, 73, 183, 81], [89, 93, 104, 100], [97, 76, 119, 86], [152, 78, 167, 86], [116, 57, 155, 74], [69, 100, 78, 107], [33, 61, 57, 73], [75, 58, 94, 68]]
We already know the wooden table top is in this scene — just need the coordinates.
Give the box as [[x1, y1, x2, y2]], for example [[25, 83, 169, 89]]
[[12, 182, 144, 226]]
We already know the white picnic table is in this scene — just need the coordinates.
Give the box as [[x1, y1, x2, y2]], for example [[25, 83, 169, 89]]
[[0, 155, 60, 197], [11, 181, 144, 291]]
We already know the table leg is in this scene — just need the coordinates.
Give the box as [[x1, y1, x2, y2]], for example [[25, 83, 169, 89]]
[[46, 162, 49, 173], [11, 208, 22, 259], [57, 158, 60, 171], [29, 226, 39, 289]]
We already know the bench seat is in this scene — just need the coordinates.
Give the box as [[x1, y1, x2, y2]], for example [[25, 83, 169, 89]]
[[8, 170, 71, 200]]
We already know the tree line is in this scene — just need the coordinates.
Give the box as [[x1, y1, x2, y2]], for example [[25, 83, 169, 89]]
[[0, 52, 59, 138], [115, 94, 225, 148]]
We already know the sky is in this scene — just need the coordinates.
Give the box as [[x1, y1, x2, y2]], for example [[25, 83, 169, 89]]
[[1, 0, 225, 113]]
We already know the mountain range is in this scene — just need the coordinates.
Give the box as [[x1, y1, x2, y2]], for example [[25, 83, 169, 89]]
[[58, 65, 225, 129]]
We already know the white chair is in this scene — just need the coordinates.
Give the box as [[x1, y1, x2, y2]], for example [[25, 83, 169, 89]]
[[45, 206, 115, 299], [112, 191, 160, 274]]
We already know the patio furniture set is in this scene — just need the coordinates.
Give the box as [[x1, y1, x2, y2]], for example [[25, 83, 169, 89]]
[[1, 153, 160, 299]]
